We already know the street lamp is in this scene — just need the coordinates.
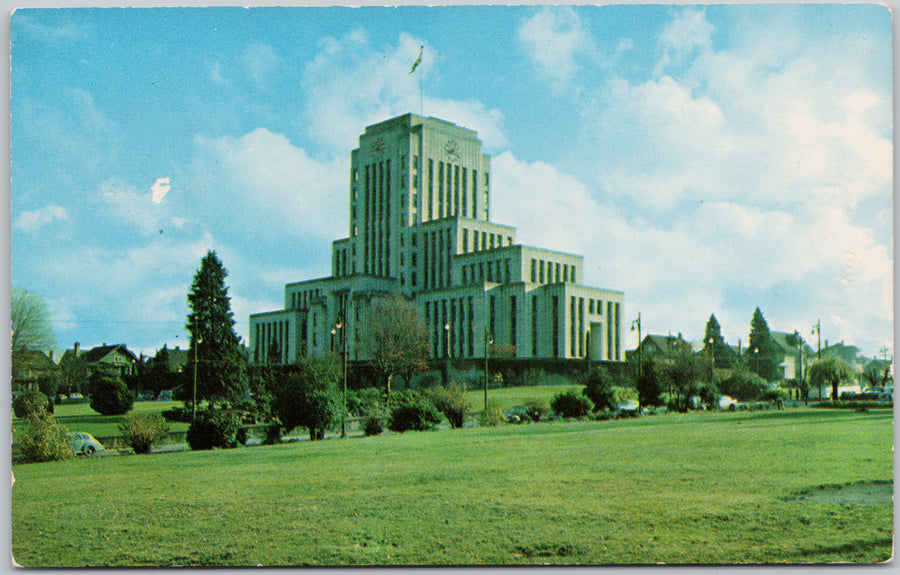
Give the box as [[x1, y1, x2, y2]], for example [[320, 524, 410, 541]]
[[332, 317, 347, 438], [192, 333, 202, 420], [708, 337, 715, 384], [631, 312, 642, 377], [811, 319, 821, 400], [484, 332, 493, 411]]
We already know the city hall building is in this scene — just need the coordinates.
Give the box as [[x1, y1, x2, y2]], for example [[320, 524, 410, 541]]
[[249, 114, 624, 368]]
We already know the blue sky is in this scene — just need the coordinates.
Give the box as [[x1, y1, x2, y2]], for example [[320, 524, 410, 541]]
[[10, 4, 893, 360]]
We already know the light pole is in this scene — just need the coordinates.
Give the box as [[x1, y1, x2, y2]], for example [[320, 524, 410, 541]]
[[811, 319, 821, 400], [708, 337, 715, 384], [444, 322, 453, 385], [484, 331, 493, 411], [192, 333, 202, 420], [631, 312, 642, 377], [332, 316, 347, 438], [752, 347, 759, 376]]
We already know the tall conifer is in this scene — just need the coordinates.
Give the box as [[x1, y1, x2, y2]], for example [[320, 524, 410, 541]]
[[185, 250, 248, 409], [748, 307, 778, 381]]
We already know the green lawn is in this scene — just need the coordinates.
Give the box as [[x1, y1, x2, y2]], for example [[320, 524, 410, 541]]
[[13, 401, 190, 440], [11, 408, 892, 566], [464, 383, 576, 413]]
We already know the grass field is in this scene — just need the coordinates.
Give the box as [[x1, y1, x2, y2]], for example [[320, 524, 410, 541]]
[[13, 401, 190, 440], [11, 407, 892, 566], [463, 383, 575, 413]]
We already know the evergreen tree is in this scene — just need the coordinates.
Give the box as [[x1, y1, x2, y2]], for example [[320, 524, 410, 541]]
[[185, 250, 248, 410], [747, 307, 779, 381], [702, 314, 732, 368]]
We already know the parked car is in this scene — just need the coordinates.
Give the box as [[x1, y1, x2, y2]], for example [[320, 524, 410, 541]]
[[616, 400, 640, 414], [66, 432, 105, 455], [718, 396, 738, 411]]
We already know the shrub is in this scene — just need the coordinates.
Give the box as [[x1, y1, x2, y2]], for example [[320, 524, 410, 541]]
[[262, 423, 282, 445], [636, 363, 665, 407], [186, 410, 242, 450], [346, 387, 386, 417], [361, 409, 385, 436], [551, 388, 593, 419], [270, 356, 342, 441], [696, 382, 720, 410], [161, 407, 193, 423], [118, 412, 169, 454], [388, 398, 441, 432], [17, 413, 73, 463], [13, 390, 51, 419], [583, 369, 616, 412], [718, 372, 768, 402], [524, 399, 549, 422], [426, 383, 471, 429], [478, 401, 506, 427], [89, 371, 134, 416]]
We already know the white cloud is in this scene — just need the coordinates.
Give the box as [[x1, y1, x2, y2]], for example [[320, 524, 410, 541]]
[[301, 31, 507, 155], [655, 8, 713, 75], [191, 127, 346, 243], [243, 42, 280, 87], [517, 7, 593, 92], [99, 178, 167, 236], [492, 151, 602, 255], [14, 205, 69, 232]]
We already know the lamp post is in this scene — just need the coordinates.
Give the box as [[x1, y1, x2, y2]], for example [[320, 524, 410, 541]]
[[192, 333, 202, 421], [443, 322, 452, 385], [811, 319, 821, 400], [631, 312, 642, 377], [484, 331, 493, 411], [752, 347, 759, 376], [708, 337, 715, 384], [332, 316, 347, 438]]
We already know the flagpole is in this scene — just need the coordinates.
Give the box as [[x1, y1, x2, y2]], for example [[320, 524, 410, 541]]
[[410, 46, 424, 116]]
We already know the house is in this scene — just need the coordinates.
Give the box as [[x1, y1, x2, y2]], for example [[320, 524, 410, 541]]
[[628, 334, 691, 365], [166, 346, 190, 373], [768, 331, 815, 381], [11, 349, 59, 391], [819, 341, 867, 372], [147, 345, 190, 374], [59, 342, 140, 378]]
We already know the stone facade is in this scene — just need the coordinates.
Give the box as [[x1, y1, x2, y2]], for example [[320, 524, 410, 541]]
[[250, 113, 624, 365]]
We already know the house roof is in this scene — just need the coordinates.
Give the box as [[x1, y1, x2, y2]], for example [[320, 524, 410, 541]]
[[11, 349, 59, 378], [63, 344, 139, 365], [821, 342, 862, 362], [769, 331, 814, 356]]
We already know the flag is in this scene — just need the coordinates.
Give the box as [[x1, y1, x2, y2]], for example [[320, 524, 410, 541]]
[[409, 46, 423, 75]]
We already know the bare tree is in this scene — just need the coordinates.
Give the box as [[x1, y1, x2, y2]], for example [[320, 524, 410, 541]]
[[11, 287, 56, 351], [367, 295, 430, 397]]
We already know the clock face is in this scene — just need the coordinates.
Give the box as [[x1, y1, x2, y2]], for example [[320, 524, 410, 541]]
[[373, 138, 386, 153], [444, 139, 459, 160]]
